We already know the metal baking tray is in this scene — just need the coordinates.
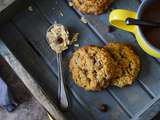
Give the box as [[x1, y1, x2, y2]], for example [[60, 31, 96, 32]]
[[0, 0, 160, 120]]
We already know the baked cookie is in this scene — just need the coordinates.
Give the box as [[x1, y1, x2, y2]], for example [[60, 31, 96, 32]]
[[72, 0, 113, 15], [104, 43, 140, 87], [69, 45, 116, 91]]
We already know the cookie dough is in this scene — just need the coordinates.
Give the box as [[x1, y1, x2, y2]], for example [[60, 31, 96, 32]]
[[47, 23, 70, 53], [72, 0, 113, 15], [104, 43, 140, 87], [69, 45, 116, 91]]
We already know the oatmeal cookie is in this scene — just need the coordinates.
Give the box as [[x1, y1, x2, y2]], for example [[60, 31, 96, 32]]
[[69, 45, 116, 91], [72, 0, 114, 15], [104, 43, 140, 87]]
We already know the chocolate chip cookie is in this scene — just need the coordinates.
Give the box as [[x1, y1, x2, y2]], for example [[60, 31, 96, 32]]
[[72, 0, 114, 15], [104, 43, 140, 87], [69, 45, 116, 91]]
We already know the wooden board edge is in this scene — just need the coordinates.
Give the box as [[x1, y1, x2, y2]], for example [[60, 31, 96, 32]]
[[0, 40, 66, 120]]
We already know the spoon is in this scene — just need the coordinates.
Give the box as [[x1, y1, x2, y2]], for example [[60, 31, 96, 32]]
[[125, 18, 160, 27], [56, 53, 69, 111], [46, 24, 69, 111]]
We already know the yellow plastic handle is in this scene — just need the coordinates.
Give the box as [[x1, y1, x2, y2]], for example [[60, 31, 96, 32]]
[[109, 9, 137, 33]]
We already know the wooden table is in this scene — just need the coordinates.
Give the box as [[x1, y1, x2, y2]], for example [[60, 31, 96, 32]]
[[0, 0, 160, 120], [0, 55, 48, 120]]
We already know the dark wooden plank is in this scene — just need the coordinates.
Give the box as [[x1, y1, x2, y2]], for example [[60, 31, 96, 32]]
[[66, 0, 160, 117], [33, 0, 104, 46], [0, 22, 95, 120], [68, 91, 96, 120], [70, 84, 130, 120], [0, 0, 29, 25], [5, 3, 97, 120], [0, 22, 58, 101], [32, 0, 139, 119], [68, 0, 139, 43], [108, 82, 152, 115], [32, 0, 160, 119], [135, 96, 160, 120], [32, 0, 106, 77], [11, 5, 58, 74], [4, 0, 159, 119], [70, 0, 160, 97], [0, 40, 66, 120]]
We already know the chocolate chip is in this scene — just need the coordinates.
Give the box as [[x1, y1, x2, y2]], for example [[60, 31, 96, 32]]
[[56, 37, 63, 44], [107, 25, 116, 33], [93, 70, 97, 75], [92, 58, 96, 64], [83, 69, 88, 74], [99, 104, 108, 112]]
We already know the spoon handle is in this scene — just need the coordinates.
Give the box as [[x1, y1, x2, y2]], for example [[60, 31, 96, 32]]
[[57, 53, 69, 111], [126, 18, 160, 27]]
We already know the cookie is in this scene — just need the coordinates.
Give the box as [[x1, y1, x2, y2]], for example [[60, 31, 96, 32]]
[[72, 0, 113, 15], [104, 43, 140, 87], [69, 45, 116, 91]]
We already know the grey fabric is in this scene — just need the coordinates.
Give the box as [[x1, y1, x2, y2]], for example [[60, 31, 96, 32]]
[[0, 77, 18, 112]]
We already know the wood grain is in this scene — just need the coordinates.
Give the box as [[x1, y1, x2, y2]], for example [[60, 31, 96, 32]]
[[0, 0, 160, 119], [0, 40, 66, 120]]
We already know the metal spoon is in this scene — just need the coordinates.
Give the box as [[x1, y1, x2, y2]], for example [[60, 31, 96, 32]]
[[125, 18, 160, 27], [46, 25, 69, 111], [56, 53, 69, 110]]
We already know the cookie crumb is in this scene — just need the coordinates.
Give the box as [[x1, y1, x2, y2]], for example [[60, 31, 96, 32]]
[[28, 6, 33, 12], [71, 33, 79, 44], [80, 17, 88, 24], [74, 44, 80, 47], [99, 104, 108, 112], [68, 1, 73, 7], [60, 12, 64, 16], [66, 40, 70, 45]]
